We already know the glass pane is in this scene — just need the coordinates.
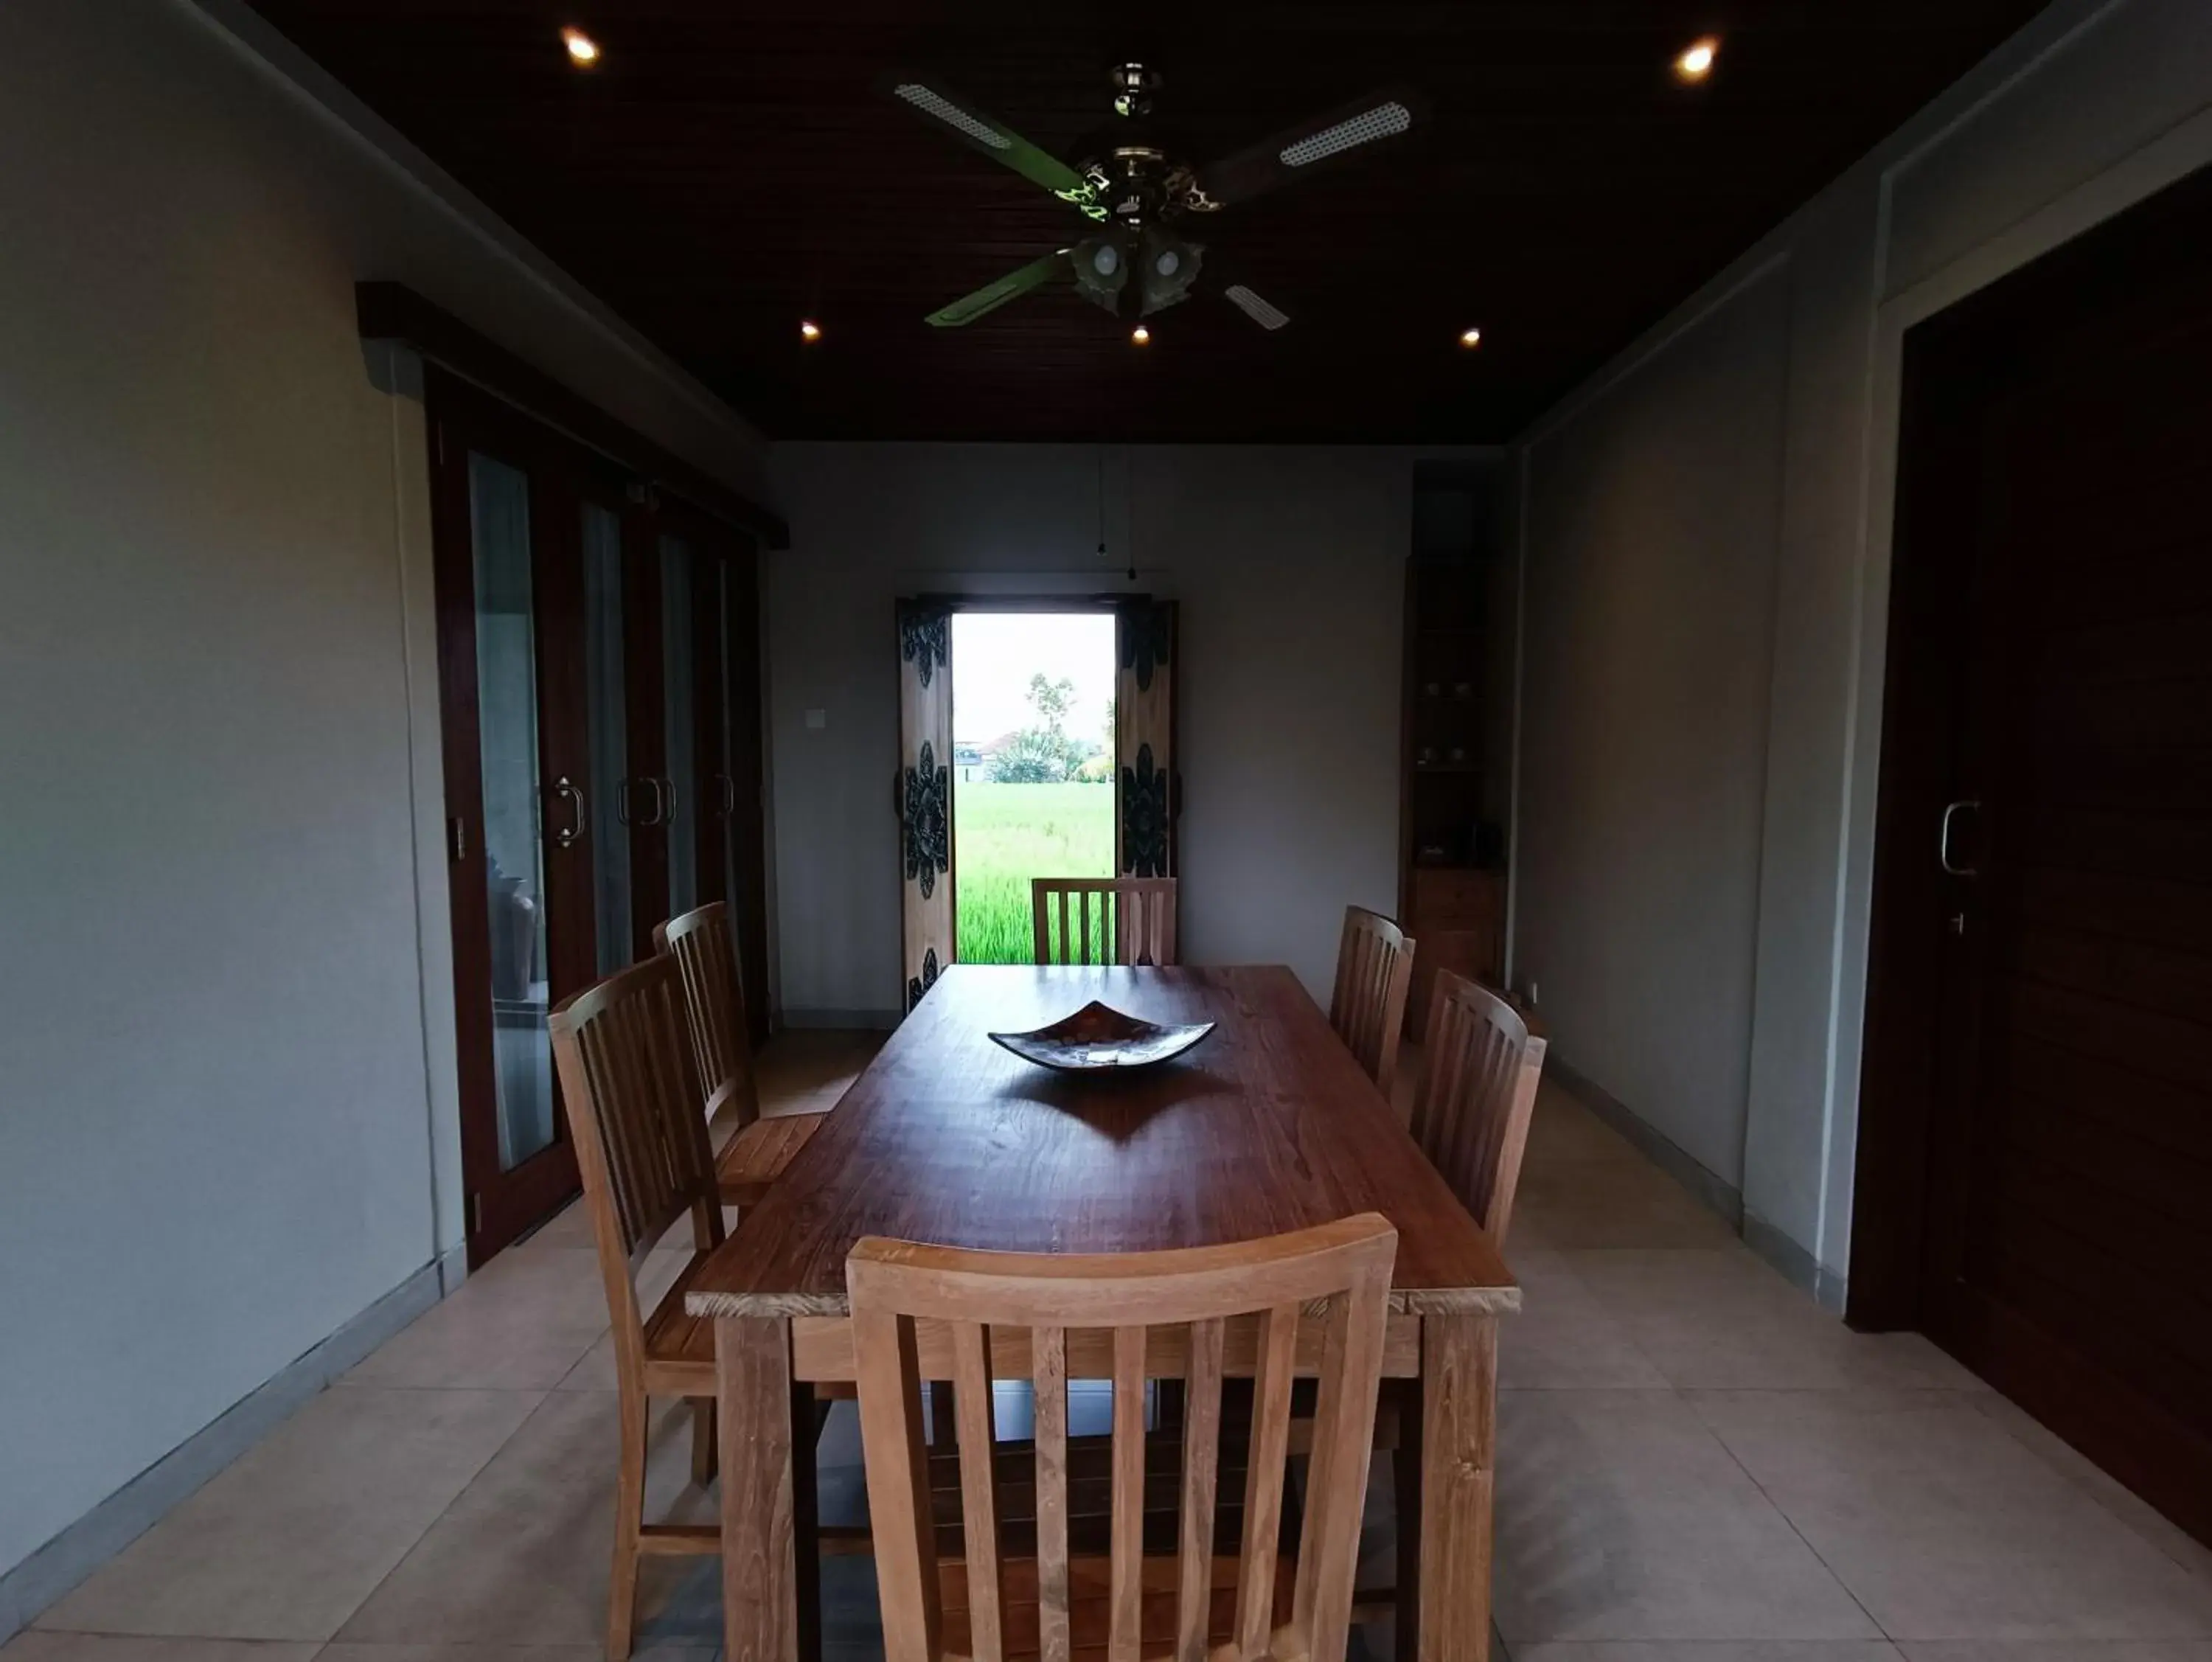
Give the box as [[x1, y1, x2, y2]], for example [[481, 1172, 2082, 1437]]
[[661, 535, 698, 914], [717, 560, 741, 919], [469, 453, 556, 1172], [583, 503, 630, 976]]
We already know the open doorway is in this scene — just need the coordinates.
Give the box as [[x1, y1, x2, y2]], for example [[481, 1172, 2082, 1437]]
[[950, 611, 1118, 962]]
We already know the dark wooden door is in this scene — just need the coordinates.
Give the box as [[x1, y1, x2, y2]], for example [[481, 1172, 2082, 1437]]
[[427, 374, 592, 1262], [615, 501, 771, 1041], [1854, 167, 2212, 1545]]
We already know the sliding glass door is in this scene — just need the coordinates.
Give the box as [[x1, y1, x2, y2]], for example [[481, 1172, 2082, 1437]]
[[431, 386, 594, 1260], [580, 496, 634, 978], [430, 374, 776, 1262], [616, 507, 772, 1040], [714, 546, 773, 1046]]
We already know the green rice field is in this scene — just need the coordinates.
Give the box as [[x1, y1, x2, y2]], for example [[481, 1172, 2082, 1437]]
[[955, 782, 1115, 963]]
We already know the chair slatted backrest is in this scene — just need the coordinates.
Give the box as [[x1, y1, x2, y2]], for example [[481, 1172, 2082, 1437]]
[[1326, 906, 1417, 1096], [653, 901, 762, 1132], [848, 1215, 1397, 1662], [1030, 877, 1178, 967], [1407, 970, 1548, 1244], [550, 958, 724, 1351]]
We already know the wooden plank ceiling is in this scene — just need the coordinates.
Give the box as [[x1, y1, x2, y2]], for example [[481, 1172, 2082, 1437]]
[[247, 0, 2050, 442]]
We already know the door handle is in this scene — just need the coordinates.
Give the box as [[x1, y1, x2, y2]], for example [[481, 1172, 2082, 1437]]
[[714, 773, 736, 819], [1939, 799, 1981, 877], [553, 776, 585, 849]]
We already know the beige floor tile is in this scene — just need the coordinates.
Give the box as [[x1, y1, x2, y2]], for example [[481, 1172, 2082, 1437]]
[[1494, 1388, 1879, 1644], [1897, 1644, 2212, 1659], [316, 1644, 714, 1662], [520, 1197, 715, 1259], [1688, 1390, 2212, 1641], [513, 1200, 596, 1251], [1966, 1394, 2212, 1590], [334, 1390, 719, 1648], [0, 1638, 319, 1662], [1511, 1646, 1904, 1660], [344, 1250, 610, 1391], [35, 1388, 539, 1642], [1499, 1248, 1669, 1390], [1523, 1080, 1646, 1171], [1893, 1646, 2212, 1655], [1565, 1249, 1978, 1391], [754, 1030, 881, 1112], [1511, 1161, 1740, 1251], [553, 1252, 694, 1393]]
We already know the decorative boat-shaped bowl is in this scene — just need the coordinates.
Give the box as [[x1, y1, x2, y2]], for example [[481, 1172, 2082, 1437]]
[[989, 1000, 1217, 1072]]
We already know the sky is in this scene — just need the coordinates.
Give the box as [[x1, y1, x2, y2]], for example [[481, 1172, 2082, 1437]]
[[950, 611, 1117, 751]]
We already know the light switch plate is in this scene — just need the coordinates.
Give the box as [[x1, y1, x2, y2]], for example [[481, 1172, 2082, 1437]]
[[804, 708, 827, 730]]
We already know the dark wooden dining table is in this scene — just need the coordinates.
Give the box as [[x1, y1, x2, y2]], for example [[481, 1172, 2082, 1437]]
[[685, 964, 1519, 1661]]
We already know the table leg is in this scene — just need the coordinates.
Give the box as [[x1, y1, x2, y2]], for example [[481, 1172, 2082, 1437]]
[[717, 1315, 818, 1662], [1407, 1313, 1498, 1661]]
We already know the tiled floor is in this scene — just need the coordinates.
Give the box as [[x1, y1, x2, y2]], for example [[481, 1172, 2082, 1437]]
[[15, 1033, 2212, 1662]]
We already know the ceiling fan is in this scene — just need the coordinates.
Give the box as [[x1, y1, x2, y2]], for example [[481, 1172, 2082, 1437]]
[[886, 62, 1427, 333]]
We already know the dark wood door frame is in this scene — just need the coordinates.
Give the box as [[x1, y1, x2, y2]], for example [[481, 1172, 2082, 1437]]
[[1848, 161, 2212, 1542]]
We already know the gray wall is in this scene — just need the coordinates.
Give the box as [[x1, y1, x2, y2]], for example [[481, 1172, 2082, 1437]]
[[1515, 271, 1788, 1189], [0, 0, 764, 1591], [1507, 0, 2212, 1285], [767, 442, 1490, 1016]]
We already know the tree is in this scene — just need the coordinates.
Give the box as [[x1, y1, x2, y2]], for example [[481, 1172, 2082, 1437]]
[[1028, 673, 1075, 725], [989, 672, 1086, 783]]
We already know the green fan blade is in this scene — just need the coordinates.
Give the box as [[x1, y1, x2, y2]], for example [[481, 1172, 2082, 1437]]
[[886, 74, 1102, 215], [926, 250, 1071, 327]]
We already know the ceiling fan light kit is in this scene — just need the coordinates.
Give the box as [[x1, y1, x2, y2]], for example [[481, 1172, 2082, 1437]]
[[1071, 226, 1204, 320], [894, 60, 1427, 337]]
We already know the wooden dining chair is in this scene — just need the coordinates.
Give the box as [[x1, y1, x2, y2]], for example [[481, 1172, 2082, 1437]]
[[1326, 906, 1417, 1096], [654, 900, 826, 1206], [1407, 969, 1549, 1245], [849, 1214, 1397, 1662], [1030, 876, 1178, 967], [548, 956, 727, 1662]]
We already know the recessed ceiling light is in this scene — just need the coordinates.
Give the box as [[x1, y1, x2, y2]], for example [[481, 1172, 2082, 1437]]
[[1458, 327, 1483, 349], [561, 27, 600, 66], [1130, 324, 1152, 346], [799, 319, 822, 342], [1674, 36, 1719, 82]]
